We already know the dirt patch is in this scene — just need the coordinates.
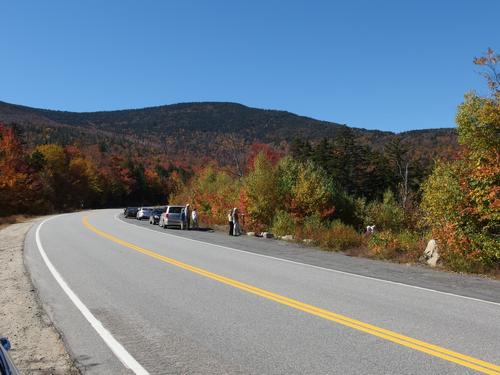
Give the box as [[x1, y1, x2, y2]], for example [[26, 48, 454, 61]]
[[0, 220, 79, 374]]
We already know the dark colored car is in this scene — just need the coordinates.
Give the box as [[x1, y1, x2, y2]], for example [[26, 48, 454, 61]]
[[149, 208, 166, 225], [136, 207, 153, 220], [0, 337, 20, 375], [124, 207, 139, 218]]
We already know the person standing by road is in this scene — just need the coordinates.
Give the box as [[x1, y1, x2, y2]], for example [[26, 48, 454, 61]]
[[232, 208, 240, 236], [180, 208, 186, 230], [191, 208, 199, 229], [185, 203, 191, 230], [228, 209, 234, 236]]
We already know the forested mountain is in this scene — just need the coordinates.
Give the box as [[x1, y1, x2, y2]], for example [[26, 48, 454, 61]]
[[0, 99, 460, 213], [0, 100, 458, 164]]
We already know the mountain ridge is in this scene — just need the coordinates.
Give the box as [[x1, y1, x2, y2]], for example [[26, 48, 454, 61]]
[[0, 99, 453, 134], [0, 100, 458, 166]]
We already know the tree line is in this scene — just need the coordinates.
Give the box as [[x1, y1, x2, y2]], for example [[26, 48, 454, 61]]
[[0, 124, 191, 216]]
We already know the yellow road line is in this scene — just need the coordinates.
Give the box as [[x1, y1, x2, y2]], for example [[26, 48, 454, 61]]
[[82, 216, 500, 375]]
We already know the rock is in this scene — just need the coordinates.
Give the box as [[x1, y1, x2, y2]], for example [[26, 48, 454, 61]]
[[280, 234, 294, 241], [262, 232, 274, 239], [423, 239, 439, 267], [246, 232, 256, 236]]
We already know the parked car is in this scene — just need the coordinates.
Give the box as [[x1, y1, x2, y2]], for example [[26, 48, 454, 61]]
[[0, 336, 20, 375], [136, 207, 153, 220], [149, 208, 166, 225], [124, 207, 138, 218], [159, 205, 185, 229]]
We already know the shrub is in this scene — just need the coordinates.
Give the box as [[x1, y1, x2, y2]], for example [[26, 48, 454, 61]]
[[421, 158, 499, 272], [365, 189, 405, 232], [320, 221, 364, 251], [271, 210, 296, 236], [294, 214, 324, 244], [330, 192, 366, 230], [368, 230, 424, 263]]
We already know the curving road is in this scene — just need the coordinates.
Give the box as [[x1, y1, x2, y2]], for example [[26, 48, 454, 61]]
[[24, 210, 500, 374]]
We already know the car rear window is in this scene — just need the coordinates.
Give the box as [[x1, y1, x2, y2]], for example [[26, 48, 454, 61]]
[[168, 206, 183, 214]]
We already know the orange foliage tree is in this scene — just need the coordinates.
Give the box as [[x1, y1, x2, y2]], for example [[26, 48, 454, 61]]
[[421, 49, 500, 272]]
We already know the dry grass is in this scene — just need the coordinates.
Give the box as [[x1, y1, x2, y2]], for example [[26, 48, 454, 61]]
[[0, 215, 37, 230]]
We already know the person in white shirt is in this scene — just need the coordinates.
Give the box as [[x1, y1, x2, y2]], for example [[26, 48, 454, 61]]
[[232, 208, 240, 236], [191, 208, 199, 229]]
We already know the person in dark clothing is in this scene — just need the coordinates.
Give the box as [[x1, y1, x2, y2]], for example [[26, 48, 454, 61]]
[[228, 209, 234, 236], [185, 203, 191, 230], [180, 208, 186, 230]]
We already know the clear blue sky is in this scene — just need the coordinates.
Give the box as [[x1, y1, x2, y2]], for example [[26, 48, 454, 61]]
[[1, 1, 498, 132]]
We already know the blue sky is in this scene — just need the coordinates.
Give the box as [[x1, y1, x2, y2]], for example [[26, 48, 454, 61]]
[[1, 1, 498, 132]]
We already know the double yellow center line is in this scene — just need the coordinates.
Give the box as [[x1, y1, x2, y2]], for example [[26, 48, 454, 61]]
[[83, 216, 500, 374]]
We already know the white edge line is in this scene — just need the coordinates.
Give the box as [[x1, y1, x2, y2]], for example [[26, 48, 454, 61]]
[[35, 215, 149, 375], [113, 211, 500, 308]]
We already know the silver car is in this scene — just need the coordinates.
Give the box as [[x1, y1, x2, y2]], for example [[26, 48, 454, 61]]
[[159, 205, 185, 229]]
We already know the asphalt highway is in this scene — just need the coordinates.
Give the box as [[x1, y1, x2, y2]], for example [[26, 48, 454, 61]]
[[24, 210, 500, 374]]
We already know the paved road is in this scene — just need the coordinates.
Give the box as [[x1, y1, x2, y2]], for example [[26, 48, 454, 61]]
[[24, 210, 500, 374]]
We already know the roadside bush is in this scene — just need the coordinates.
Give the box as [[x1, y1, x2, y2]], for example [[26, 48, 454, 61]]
[[329, 192, 366, 230], [294, 214, 323, 244], [271, 210, 296, 237], [420, 159, 500, 272], [368, 230, 424, 263], [365, 189, 405, 232], [319, 221, 364, 251]]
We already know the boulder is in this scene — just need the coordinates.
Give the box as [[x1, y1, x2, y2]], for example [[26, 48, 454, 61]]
[[280, 234, 294, 241], [423, 239, 439, 267], [261, 232, 274, 239], [246, 232, 256, 237]]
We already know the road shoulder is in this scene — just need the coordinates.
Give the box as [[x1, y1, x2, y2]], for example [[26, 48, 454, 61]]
[[0, 219, 79, 374]]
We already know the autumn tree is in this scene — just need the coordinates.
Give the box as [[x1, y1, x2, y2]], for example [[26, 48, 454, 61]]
[[385, 137, 411, 209], [289, 161, 334, 220], [421, 49, 500, 272], [69, 156, 103, 208], [242, 152, 280, 230], [0, 124, 38, 215], [35, 144, 70, 209]]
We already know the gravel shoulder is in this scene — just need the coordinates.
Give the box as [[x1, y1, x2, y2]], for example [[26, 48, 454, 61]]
[[0, 219, 78, 374]]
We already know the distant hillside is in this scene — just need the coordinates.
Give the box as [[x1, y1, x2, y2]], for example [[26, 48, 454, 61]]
[[0, 100, 458, 164]]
